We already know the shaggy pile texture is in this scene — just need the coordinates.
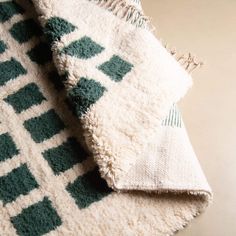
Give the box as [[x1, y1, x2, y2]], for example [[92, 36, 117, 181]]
[[0, 0, 212, 235]]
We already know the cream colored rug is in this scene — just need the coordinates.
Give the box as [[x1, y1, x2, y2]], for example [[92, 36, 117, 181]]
[[0, 0, 212, 235]]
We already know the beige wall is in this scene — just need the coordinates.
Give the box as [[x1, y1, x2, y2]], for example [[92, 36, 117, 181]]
[[142, 0, 236, 235]]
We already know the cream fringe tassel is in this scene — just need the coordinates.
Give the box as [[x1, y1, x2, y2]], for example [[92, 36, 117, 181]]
[[164, 44, 204, 73], [87, 0, 149, 28], [88, 0, 204, 74]]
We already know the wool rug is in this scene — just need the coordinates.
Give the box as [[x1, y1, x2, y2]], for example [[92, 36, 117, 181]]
[[0, 0, 212, 235]]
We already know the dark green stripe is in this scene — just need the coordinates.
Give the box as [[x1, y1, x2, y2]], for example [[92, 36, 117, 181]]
[[9, 19, 42, 44], [42, 137, 87, 174], [0, 1, 24, 23], [0, 164, 38, 205], [66, 168, 112, 209], [174, 107, 177, 126], [0, 58, 27, 86], [11, 197, 62, 236], [167, 107, 172, 125], [0, 133, 19, 162], [4, 83, 46, 113]]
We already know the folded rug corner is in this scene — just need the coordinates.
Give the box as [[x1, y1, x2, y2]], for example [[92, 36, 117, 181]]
[[0, 0, 212, 235]]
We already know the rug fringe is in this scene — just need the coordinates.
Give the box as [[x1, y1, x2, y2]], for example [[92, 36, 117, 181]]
[[164, 43, 204, 73], [87, 0, 203, 74], [87, 0, 149, 28]]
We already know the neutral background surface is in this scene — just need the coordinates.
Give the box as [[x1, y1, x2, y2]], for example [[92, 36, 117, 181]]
[[142, 0, 236, 235]]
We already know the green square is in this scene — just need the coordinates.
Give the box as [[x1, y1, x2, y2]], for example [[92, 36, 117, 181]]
[[27, 42, 52, 65], [0, 1, 24, 23], [4, 83, 46, 113], [61, 36, 104, 59], [0, 133, 19, 162], [0, 58, 27, 86], [0, 164, 38, 204], [10, 19, 42, 44], [44, 17, 76, 44], [11, 197, 62, 236], [98, 55, 133, 82], [68, 77, 106, 117], [23, 109, 65, 143], [66, 168, 111, 209], [43, 137, 87, 174]]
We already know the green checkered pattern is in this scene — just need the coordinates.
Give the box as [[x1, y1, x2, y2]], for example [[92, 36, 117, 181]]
[[0, 1, 111, 235], [0, 1, 182, 235]]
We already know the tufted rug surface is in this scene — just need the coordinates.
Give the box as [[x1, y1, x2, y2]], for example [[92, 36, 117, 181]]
[[0, 0, 212, 235]]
